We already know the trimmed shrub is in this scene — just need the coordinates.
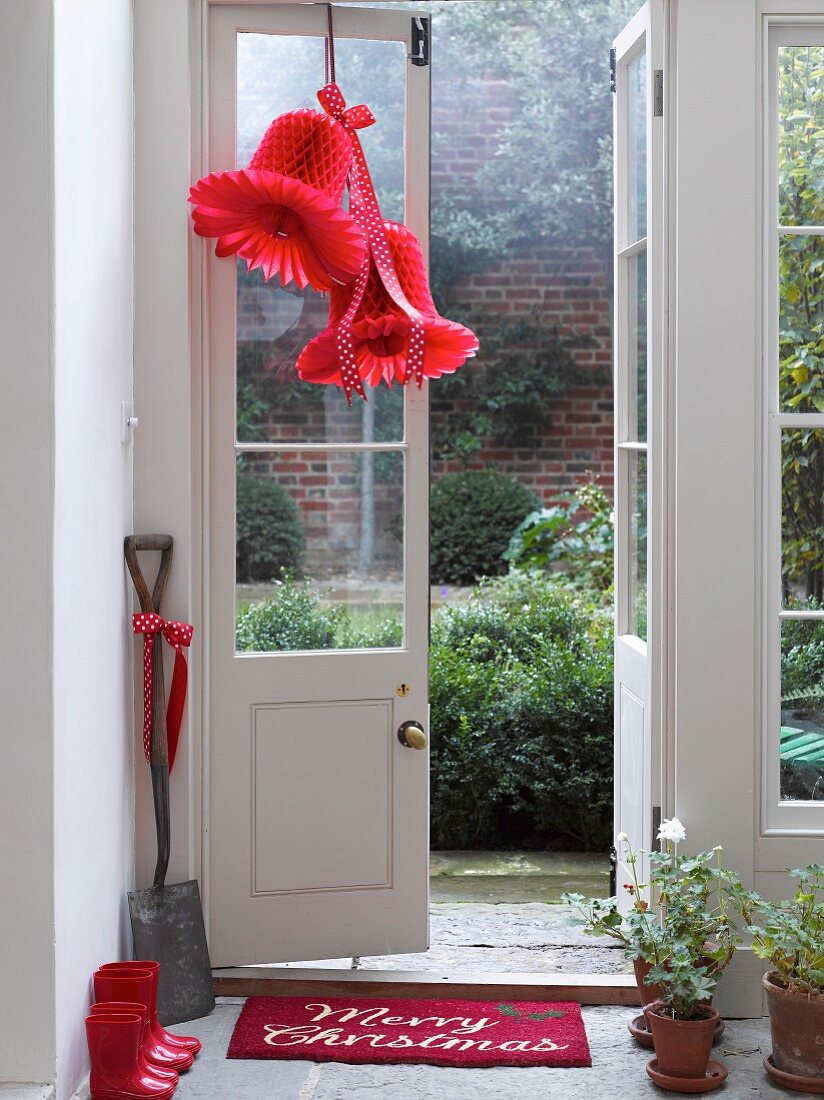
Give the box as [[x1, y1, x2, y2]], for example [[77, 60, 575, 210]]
[[236, 575, 403, 652], [236, 470, 305, 583], [430, 471, 540, 585], [236, 578, 340, 651], [429, 572, 614, 849]]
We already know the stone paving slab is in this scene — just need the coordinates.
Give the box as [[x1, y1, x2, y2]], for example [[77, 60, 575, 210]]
[[153, 1000, 780, 1100], [265, 904, 630, 976]]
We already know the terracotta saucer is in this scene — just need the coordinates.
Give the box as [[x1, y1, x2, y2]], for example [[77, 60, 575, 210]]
[[629, 1014, 725, 1050], [764, 1053, 824, 1094], [646, 1058, 728, 1094]]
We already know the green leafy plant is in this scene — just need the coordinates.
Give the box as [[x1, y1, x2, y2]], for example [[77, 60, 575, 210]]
[[429, 470, 540, 585], [236, 574, 341, 651], [235, 470, 305, 583], [744, 865, 824, 996], [505, 482, 614, 596], [429, 573, 613, 848], [236, 574, 402, 653], [563, 824, 746, 1020]]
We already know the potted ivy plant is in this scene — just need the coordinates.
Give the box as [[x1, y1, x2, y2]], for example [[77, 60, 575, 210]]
[[743, 864, 824, 1093]]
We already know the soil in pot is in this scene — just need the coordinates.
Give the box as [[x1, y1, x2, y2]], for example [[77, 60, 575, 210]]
[[764, 972, 824, 1083], [644, 1001, 720, 1081]]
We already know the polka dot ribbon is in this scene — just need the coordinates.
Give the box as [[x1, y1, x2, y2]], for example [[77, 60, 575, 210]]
[[133, 612, 193, 771], [318, 83, 427, 402]]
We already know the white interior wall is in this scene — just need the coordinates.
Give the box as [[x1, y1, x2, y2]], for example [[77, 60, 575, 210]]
[[51, 1, 135, 1095], [0, 1, 135, 1094], [0, 0, 58, 1087]]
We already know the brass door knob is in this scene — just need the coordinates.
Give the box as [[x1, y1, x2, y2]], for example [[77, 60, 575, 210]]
[[398, 720, 427, 750]]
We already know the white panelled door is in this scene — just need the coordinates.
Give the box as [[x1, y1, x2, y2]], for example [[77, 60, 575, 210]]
[[612, 1, 666, 895], [204, 4, 431, 966]]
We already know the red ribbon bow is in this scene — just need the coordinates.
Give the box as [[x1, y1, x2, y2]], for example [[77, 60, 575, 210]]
[[317, 82, 427, 402], [133, 612, 193, 772]]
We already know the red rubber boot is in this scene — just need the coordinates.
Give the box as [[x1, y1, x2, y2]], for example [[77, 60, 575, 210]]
[[86, 1013, 176, 1100], [93, 970, 194, 1072], [98, 961, 202, 1054], [90, 1002, 178, 1088]]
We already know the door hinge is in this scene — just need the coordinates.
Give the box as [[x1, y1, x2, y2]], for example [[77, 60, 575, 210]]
[[609, 48, 617, 93], [609, 845, 618, 896], [410, 16, 429, 67], [652, 806, 662, 850], [653, 70, 664, 116]]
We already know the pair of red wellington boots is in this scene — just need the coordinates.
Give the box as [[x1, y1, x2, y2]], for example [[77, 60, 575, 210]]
[[86, 961, 202, 1099]]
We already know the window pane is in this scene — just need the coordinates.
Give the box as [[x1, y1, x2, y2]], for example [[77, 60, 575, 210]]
[[628, 449, 647, 640], [781, 617, 824, 801], [627, 249, 647, 442], [778, 235, 824, 413], [778, 45, 824, 227], [782, 428, 824, 607], [235, 33, 406, 444], [626, 49, 647, 243], [236, 451, 404, 652]]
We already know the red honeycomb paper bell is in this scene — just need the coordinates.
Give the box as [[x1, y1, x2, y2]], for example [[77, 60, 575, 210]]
[[189, 109, 366, 291], [297, 219, 479, 391]]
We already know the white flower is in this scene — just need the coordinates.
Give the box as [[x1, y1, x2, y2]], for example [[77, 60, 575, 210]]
[[712, 845, 723, 853], [615, 832, 630, 847], [657, 817, 687, 844]]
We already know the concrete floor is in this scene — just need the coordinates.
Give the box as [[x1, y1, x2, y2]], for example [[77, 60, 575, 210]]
[[137, 999, 781, 1099]]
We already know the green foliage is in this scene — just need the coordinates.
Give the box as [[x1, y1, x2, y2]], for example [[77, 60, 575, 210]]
[[236, 471, 305, 583], [779, 608, 824, 800], [432, 313, 603, 462], [429, 471, 540, 585], [506, 482, 614, 595], [236, 574, 402, 652], [429, 573, 614, 849], [777, 46, 824, 601], [237, 575, 340, 651], [563, 835, 747, 1020], [744, 865, 824, 996], [426, 0, 637, 265]]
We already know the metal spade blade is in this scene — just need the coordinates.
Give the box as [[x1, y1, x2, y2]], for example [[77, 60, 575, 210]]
[[128, 878, 215, 1025]]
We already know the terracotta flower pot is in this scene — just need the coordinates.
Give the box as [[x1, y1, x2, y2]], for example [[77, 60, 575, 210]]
[[764, 972, 824, 1081], [644, 1001, 720, 1080], [634, 957, 665, 1006]]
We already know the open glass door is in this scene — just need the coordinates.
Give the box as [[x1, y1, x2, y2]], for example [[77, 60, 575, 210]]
[[612, 0, 665, 894], [203, 3, 431, 966]]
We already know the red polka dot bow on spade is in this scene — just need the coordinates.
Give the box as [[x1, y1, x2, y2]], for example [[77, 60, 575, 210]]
[[133, 612, 193, 772]]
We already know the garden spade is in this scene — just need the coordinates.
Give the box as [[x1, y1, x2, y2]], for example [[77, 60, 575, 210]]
[[124, 535, 215, 1026]]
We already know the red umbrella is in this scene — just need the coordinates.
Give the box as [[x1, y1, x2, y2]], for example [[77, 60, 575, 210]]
[[189, 108, 366, 291]]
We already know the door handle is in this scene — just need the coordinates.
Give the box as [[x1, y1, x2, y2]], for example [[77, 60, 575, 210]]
[[397, 720, 427, 750]]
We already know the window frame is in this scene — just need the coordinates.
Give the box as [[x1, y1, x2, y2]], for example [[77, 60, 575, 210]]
[[763, 20, 824, 835]]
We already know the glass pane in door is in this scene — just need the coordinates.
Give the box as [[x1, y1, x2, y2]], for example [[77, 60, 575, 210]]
[[627, 49, 647, 244], [236, 450, 405, 653], [235, 32, 406, 444]]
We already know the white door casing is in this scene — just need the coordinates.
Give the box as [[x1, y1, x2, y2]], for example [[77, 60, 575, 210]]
[[613, 0, 667, 896], [204, 3, 431, 966]]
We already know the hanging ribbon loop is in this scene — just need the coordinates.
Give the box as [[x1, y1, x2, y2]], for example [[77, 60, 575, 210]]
[[317, 82, 427, 400], [133, 612, 193, 772]]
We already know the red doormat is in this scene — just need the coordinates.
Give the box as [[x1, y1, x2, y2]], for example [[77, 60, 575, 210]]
[[227, 995, 591, 1068]]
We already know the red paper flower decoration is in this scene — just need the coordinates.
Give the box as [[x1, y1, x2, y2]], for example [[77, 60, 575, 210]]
[[297, 220, 479, 390], [189, 109, 365, 291]]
